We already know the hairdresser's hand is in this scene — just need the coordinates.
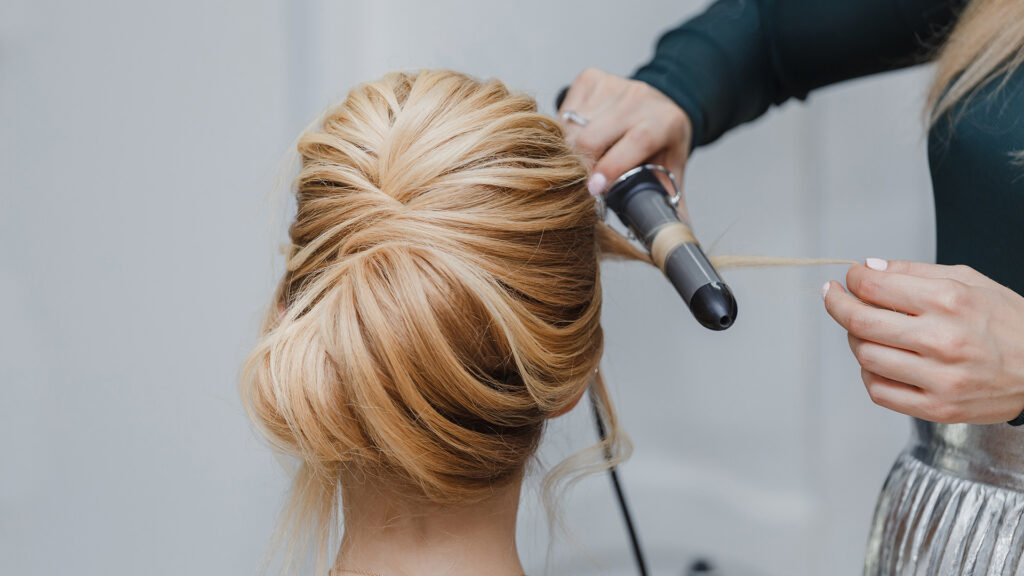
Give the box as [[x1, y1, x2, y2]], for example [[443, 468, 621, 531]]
[[822, 259, 1024, 424], [558, 68, 692, 203]]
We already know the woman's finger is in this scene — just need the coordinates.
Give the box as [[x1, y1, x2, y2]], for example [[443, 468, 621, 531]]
[[847, 334, 939, 391], [558, 70, 612, 145], [666, 140, 687, 188], [647, 147, 690, 220], [862, 368, 982, 424], [845, 263, 953, 315], [592, 122, 673, 191], [847, 263, 980, 317], [571, 106, 633, 165], [558, 67, 602, 115], [878, 259, 989, 287], [822, 280, 926, 352], [860, 368, 932, 419]]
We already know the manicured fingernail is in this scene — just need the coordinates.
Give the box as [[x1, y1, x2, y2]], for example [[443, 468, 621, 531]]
[[866, 258, 888, 271], [587, 173, 607, 196], [821, 281, 831, 300]]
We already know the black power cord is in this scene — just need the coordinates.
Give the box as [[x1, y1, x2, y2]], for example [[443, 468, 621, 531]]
[[589, 389, 649, 576]]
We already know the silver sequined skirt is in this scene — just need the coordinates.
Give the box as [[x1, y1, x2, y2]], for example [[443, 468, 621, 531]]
[[864, 419, 1024, 575]]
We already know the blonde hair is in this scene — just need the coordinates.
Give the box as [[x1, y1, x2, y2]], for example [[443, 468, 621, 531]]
[[241, 70, 636, 572], [929, 0, 1024, 124]]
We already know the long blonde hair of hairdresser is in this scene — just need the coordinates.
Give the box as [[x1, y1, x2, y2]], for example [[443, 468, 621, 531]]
[[241, 70, 641, 574], [929, 0, 1024, 124]]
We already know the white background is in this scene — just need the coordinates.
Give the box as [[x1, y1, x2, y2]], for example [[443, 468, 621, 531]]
[[2, 1, 936, 575]]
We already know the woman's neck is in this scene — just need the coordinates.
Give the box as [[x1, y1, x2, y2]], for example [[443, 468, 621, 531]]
[[333, 476, 525, 576]]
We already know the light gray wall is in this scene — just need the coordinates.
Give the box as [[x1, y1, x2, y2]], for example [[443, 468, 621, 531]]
[[2, 1, 933, 575]]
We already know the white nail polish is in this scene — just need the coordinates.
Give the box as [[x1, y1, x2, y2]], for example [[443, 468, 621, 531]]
[[866, 258, 888, 271], [821, 281, 831, 300], [587, 173, 607, 196]]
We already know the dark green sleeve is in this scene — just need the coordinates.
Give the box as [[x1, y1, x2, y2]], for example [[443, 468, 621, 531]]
[[633, 0, 965, 148]]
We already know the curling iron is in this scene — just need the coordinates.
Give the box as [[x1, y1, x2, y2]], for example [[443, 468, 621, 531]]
[[604, 165, 737, 330], [556, 90, 738, 331], [555, 86, 738, 576]]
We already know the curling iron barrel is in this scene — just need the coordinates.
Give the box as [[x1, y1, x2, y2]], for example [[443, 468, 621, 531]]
[[606, 167, 738, 331]]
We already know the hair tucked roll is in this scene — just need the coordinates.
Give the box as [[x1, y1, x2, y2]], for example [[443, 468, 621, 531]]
[[241, 70, 636, 570]]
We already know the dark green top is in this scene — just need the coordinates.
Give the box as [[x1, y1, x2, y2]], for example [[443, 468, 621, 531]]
[[633, 0, 1024, 294]]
